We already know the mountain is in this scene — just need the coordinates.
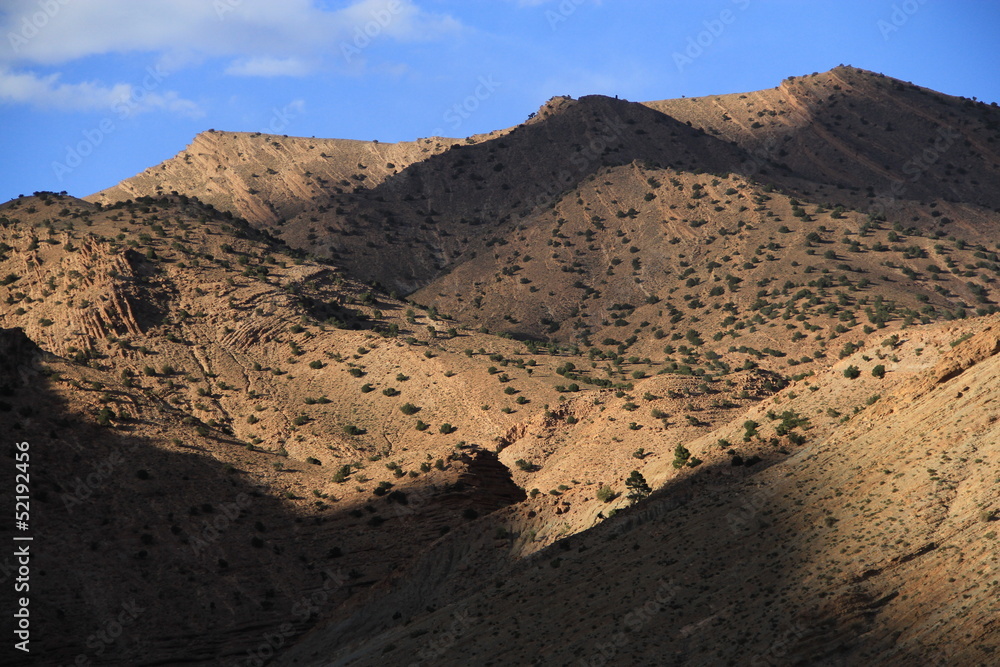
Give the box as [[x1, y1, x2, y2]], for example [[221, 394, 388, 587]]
[[1, 67, 998, 665]]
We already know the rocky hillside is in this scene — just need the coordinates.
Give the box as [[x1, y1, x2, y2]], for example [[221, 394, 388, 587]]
[[276, 316, 1000, 666], [2, 67, 998, 666]]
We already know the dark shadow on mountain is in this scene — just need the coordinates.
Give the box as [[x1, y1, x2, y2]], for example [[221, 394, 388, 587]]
[[319, 95, 761, 293], [273, 436, 962, 667], [0, 328, 524, 667]]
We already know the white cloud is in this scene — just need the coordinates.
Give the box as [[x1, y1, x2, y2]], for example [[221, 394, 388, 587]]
[[0, 0, 462, 114], [225, 56, 312, 77], [0, 66, 202, 117], [0, 0, 464, 68]]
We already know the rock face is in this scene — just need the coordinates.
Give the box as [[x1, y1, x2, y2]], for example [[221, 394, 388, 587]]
[[449, 446, 528, 508], [0, 326, 42, 372]]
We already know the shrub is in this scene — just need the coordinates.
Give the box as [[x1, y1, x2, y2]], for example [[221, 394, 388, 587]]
[[309, 360, 324, 369], [343, 424, 364, 436], [672, 444, 691, 469], [596, 485, 615, 502], [871, 364, 886, 378], [843, 365, 861, 379], [96, 406, 115, 426], [400, 402, 420, 415], [439, 423, 455, 434]]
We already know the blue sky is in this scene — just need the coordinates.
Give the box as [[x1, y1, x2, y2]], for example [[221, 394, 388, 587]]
[[1, 0, 997, 202]]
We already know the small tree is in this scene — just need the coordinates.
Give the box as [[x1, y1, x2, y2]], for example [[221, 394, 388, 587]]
[[844, 365, 861, 379], [871, 364, 886, 378], [96, 406, 115, 426], [672, 444, 691, 469], [625, 471, 651, 504]]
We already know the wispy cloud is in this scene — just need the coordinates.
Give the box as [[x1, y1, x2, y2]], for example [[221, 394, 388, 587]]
[[0, 0, 463, 68], [225, 56, 312, 78], [0, 65, 201, 116], [0, 0, 463, 113]]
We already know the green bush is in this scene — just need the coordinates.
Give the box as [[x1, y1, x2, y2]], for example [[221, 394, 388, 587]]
[[672, 444, 691, 469], [844, 365, 861, 379], [96, 406, 115, 426], [400, 403, 420, 415]]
